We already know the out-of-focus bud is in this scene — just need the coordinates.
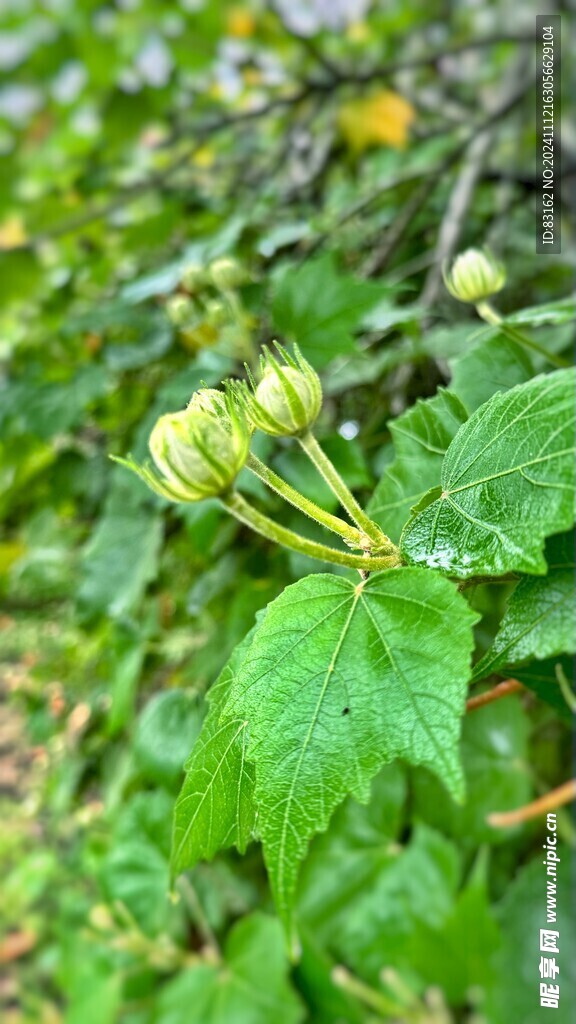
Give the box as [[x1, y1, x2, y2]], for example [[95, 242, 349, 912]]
[[203, 299, 228, 328], [208, 256, 246, 291], [166, 294, 196, 327], [180, 263, 206, 292], [112, 396, 250, 503], [239, 343, 322, 436], [443, 247, 506, 304]]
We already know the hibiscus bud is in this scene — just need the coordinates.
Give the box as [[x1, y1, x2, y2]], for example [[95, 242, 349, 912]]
[[166, 294, 196, 327], [240, 343, 322, 437], [443, 248, 506, 304], [180, 263, 206, 292], [112, 397, 249, 503], [208, 257, 246, 291]]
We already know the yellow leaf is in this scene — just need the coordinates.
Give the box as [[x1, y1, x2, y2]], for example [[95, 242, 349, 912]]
[[226, 7, 256, 38], [0, 215, 27, 250], [338, 90, 415, 153], [178, 323, 218, 353], [192, 146, 215, 168], [0, 542, 26, 574]]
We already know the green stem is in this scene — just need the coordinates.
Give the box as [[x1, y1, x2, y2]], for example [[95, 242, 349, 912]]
[[298, 430, 392, 551], [221, 492, 401, 571], [246, 453, 364, 547], [475, 301, 569, 368], [555, 663, 576, 714], [331, 966, 413, 1020]]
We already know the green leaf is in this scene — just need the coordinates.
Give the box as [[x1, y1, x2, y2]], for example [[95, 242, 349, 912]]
[[512, 655, 574, 721], [171, 630, 259, 878], [302, 823, 461, 985], [473, 531, 575, 681], [487, 852, 576, 1024], [368, 389, 468, 543], [402, 852, 501, 1005], [401, 369, 576, 578], [0, 365, 110, 440], [361, 300, 423, 332], [271, 255, 382, 367], [506, 297, 576, 325], [224, 569, 477, 946], [297, 765, 406, 929], [154, 913, 304, 1024], [78, 498, 163, 619], [411, 696, 532, 846], [449, 334, 534, 412], [101, 792, 175, 935], [134, 689, 204, 789]]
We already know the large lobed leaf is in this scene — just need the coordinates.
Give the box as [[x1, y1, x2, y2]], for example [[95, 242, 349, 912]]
[[401, 369, 576, 578], [368, 389, 468, 543], [223, 569, 477, 949]]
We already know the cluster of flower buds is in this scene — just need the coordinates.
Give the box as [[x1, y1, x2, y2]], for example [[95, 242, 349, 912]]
[[236, 343, 322, 437], [115, 343, 322, 504], [443, 247, 506, 304], [178, 256, 247, 295]]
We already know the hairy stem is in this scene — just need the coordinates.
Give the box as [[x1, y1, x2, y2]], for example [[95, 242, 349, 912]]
[[221, 492, 401, 571], [246, 453, 364, 547], [298, 430, 392, 550], [476, 301, 569, 368]]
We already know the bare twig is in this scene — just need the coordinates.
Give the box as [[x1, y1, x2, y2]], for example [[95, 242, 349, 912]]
[[488, 779, 576, 828], [419, 57, 533, 305], [466, 678, 524, 712], [419, 127, 494, 306], [9, 34, 534, 253]]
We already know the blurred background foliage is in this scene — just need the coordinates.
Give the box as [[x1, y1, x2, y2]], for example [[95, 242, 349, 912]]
[[0, 0, 574, 1021]]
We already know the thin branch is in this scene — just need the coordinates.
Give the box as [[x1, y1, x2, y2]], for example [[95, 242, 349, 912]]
[[466, 678, 524, 712], [419, 127, 494, 307], [10, 35, 534, 252], [487, 779, 576, 828]]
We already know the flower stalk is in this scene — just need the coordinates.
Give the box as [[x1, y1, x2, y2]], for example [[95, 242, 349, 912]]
[[475, 301, 569, 368], [298, 430, 392, 552], [246, 453, 364, 548], [221, 491, 401, 571]]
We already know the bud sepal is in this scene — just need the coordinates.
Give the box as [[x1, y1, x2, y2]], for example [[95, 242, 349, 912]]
[[112, 392, 250, 503], [237, 343, 322, 437]]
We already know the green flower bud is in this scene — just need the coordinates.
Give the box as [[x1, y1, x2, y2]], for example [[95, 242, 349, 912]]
[[180, 263, 206, 292], [203, 299, 228, 328], [208, 256, 246, 291], [112, 396, 250, 503], [240, 343, 322, 437], [166, 294, 196, 327], [443, 247, 506, 304], [187, 387, 228, 419]]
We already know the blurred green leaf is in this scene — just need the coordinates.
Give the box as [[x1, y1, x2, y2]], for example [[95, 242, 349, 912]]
[[154, 913, 305, 1024], [134, 690, 204, 789], [473, 531, 575, 682], [271, 255, 382, 366], [449, 334, 534, 412]]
